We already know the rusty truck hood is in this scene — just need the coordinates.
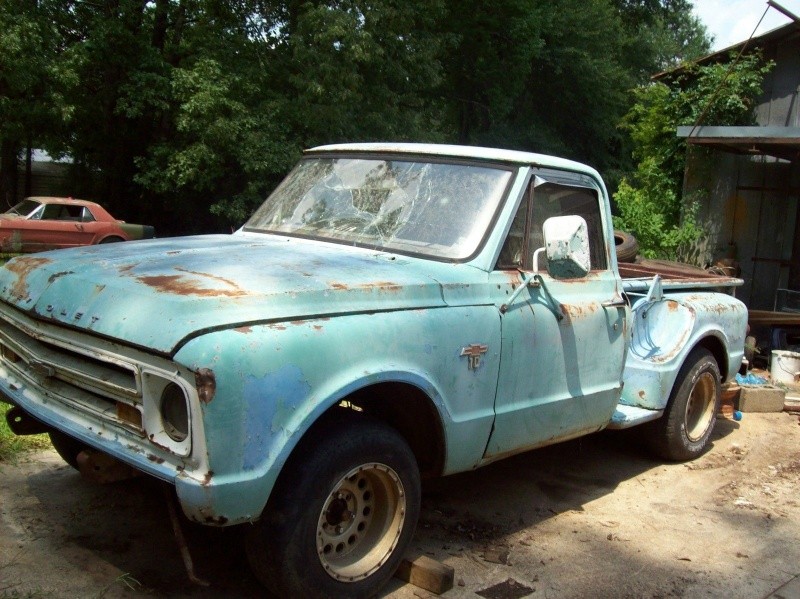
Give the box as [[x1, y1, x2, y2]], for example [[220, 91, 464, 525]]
[[0, 234, 451, 354]]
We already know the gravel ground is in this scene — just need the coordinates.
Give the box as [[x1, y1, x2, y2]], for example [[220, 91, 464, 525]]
[[1, 412, 799, 599]]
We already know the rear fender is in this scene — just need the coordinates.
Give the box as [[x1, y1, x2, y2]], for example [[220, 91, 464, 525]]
[[620, 292, 746, 410]]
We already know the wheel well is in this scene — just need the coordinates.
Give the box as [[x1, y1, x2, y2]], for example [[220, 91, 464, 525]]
[[695, 335, 728, 380], [315, 382, 446, 479], [98, 236, 124, 244]]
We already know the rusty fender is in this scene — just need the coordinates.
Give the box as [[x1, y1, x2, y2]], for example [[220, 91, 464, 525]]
[[619, 291, 747, 411]]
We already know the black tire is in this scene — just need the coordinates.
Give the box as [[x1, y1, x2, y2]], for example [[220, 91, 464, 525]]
[[49, 430, 87, 470], [99, 236, 124, 244], [245, 416, 421, 599], [614, 230, 639, 263], [646, 348, 721, 461]]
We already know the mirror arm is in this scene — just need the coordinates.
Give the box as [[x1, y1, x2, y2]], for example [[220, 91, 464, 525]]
[[499, 271, 540, 314], [532, 247, 546, 274]]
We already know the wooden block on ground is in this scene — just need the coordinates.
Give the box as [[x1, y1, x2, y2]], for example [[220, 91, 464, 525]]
[[738, 385, 786, 412], [395, 554, 454, 595]]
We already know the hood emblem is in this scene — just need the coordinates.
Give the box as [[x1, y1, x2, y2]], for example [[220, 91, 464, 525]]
[[460, 344, 488, 371]]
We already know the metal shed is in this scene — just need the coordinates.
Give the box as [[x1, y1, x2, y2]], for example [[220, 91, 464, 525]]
[[664, 22, 800, 310]]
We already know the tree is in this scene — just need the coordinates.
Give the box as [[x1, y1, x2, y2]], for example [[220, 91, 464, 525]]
[[0, 0, 67, 206], [1, 0, 718, 235], [613, 51, 774, 258]]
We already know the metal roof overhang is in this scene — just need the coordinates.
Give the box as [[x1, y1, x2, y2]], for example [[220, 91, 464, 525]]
[[677, 126, 800, 161]]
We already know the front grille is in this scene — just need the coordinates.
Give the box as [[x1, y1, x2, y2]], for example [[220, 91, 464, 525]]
[[0, 310, 144, 435]]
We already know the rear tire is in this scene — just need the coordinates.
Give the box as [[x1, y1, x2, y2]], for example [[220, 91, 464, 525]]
[[646, 348, 721, 461], [246, 416, 420, 599]]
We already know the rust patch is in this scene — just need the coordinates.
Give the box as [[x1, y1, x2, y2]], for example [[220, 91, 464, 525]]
[[329, 282, 349, 290], [147, 454, 166, 464], [118, 264, 135, 273], [360, 281, 402, 292], [5, 257, 52, 299], [136, 274, 248, 297], [166, 250, 181, 255], [667, 300, 679, 311], [268, 324, 287, 330], [235, 326, 253, 334], [202, 471, 214, 486], [148, 434, 170, 451], [195, 368, 216, 404], [203, 514, 229, 525], [48, 270, 74, 283], [313, 325, 323, 331], [175, 267, 241, 290], [638, 390, 645, 399]]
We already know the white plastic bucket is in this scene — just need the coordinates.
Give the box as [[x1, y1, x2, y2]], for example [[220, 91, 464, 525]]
[[771, 350, 800, 385]]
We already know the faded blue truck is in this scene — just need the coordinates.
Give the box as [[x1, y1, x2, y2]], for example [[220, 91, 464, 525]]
[[0, 144, 746, 597]]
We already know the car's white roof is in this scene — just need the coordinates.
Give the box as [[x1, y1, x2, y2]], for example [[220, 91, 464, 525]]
[[307, 142, 600, 178]]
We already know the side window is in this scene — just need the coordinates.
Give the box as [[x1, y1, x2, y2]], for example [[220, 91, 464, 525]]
[[496, 188, 529, 269], [496, 175, 608, 272], [80, 207, 96, 222], [530, 182, 608, 271], [41, 204, 63, 220]]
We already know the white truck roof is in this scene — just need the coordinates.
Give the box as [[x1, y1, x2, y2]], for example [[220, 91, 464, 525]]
[[308, 142, 601, 179]]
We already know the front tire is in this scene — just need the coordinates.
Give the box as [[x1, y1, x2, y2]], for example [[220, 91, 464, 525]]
[[647, 348, 721, 461], [246, 416, 420, 598], [48, 430, 87, 470]]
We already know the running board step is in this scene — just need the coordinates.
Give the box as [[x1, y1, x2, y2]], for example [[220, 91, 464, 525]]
[[607, 404, 663, 429]]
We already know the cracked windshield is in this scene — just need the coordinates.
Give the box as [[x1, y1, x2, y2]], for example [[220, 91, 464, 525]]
[[245, 156, 513, 259]]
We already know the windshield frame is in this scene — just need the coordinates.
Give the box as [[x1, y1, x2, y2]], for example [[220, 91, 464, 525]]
[[241, 151, 519, 263]]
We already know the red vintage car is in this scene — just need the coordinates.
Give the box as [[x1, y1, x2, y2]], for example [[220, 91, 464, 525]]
[[0, 197, 155, 253]]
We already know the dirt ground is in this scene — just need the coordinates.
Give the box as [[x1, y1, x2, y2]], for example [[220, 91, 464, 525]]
[[1, 412, 799, 599]]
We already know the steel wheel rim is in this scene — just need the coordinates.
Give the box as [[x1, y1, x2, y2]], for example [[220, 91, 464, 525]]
[[685, 371, 716, 442], [316, 463, 406, 582]]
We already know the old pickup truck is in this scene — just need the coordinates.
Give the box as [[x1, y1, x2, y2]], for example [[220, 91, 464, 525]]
[[0, 143, 746, 597]]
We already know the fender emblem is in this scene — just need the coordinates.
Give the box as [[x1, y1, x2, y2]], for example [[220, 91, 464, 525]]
[[460, 344, 488, 370]]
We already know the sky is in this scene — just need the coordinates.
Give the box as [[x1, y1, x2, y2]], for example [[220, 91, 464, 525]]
[[692, 0, 800, 50]]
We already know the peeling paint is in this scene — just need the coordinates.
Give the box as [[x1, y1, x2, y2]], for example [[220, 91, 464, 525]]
[[135, 274, 249, 298], [195, 368, 216, 404], [48, 270, 74, 284], [5, 256, 51, 299]]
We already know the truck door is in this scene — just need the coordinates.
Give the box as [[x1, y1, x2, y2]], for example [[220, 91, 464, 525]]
[[484, 171, 628, 460]]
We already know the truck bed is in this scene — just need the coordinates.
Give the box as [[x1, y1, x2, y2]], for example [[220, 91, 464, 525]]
[[619, 259, 743, 292]]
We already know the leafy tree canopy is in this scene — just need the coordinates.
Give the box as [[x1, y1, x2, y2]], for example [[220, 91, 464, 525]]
[[0, 0, 712, 234], [613, 51, 774, 259]]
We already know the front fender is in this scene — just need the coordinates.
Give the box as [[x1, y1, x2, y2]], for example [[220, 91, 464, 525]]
[[172, 306, 501, 524]]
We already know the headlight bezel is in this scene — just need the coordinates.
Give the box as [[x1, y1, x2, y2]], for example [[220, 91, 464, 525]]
[[142, 372, 195, 456]]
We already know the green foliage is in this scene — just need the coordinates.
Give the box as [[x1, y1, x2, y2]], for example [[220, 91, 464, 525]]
[[0, 404, 50, 463], [0, 0, 715, 231], [614, 51, 773, 259]]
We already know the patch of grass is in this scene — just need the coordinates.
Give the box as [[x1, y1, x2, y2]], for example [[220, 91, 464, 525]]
[[0, 404, 51, 463]]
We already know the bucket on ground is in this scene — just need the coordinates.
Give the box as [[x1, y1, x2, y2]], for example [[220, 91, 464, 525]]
[[770, 350, 800, 386]]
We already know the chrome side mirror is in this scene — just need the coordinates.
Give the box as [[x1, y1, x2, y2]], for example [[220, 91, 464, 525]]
[[534, 215, 590, 278]]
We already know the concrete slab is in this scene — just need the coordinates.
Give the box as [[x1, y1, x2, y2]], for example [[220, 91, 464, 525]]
[[738, 385, 786, 412], [763, 574, 800, 599]]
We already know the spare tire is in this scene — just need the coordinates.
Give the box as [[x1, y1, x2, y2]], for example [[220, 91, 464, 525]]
[[614, 230, 639, 263]]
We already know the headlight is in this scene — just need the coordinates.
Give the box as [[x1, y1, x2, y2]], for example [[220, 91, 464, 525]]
[[160, 383, 189, 442]]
